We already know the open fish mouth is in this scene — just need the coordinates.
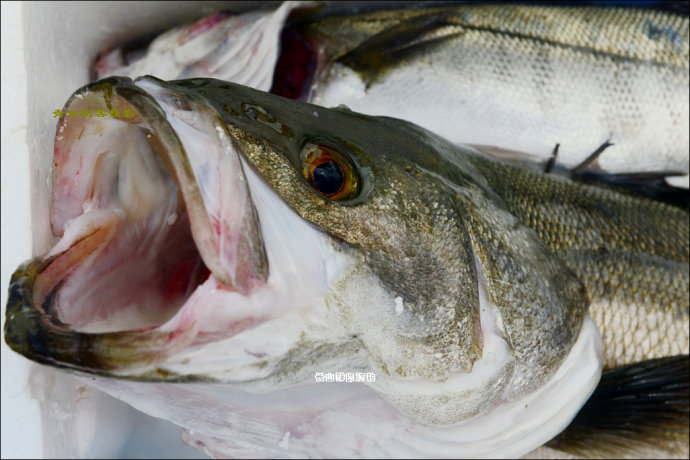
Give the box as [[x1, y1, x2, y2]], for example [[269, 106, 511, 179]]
[[5, 77, 282, 378]]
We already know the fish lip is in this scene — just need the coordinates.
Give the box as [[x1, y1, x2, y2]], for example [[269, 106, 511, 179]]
[[4, 254, 256, 380], [4, 213, 208, 377], [4, 259, 177, 377]]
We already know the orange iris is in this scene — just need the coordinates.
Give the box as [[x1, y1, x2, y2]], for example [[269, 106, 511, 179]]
[[301, 144, 359, 201]]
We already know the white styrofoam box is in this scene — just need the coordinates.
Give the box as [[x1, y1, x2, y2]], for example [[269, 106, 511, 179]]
[[1, 2, 279, 458], [1, 2, 37, 458]]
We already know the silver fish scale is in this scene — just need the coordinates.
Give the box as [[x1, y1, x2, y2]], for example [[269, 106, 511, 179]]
[[470, 153, 689, 371], [450, 6, 689, 66], [311, 5, 689, 175]]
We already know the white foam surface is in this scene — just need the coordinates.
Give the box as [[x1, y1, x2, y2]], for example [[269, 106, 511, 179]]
[[1, 3, 40, 458]]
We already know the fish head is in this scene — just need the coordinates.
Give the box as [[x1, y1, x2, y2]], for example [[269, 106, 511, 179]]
[[5, 77, 601, 433]]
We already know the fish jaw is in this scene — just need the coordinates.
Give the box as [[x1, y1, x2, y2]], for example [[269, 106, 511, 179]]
[[4, 76, 347, 377], [81, 318, 602, 458]]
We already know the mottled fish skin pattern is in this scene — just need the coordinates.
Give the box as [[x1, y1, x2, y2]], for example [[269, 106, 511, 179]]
[[470, 156, 689, 371], [202, 71, 687, 378], [185, 78, 688, 458], [216, 91, 590, 392], [306, 4, 689, 175]]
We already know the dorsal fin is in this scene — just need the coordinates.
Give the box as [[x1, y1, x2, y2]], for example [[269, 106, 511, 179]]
[[337, 11, 463, 86]]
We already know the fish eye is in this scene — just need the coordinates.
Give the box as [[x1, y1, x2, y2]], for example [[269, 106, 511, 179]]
[[301, 143, 359, 201]]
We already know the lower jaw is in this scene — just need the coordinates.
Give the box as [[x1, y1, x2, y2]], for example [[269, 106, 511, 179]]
[[3, 207, 212, 375]]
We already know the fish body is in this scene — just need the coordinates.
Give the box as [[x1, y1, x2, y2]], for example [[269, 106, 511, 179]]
[[96, 2, 690, 182], [468, 151, 689, 371], [300, 4, 690, 177], [4, 76, 688, 458]]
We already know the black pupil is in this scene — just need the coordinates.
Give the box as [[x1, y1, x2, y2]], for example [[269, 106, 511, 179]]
[[246, 107, 258, 119], [313, 161, 344, 195]]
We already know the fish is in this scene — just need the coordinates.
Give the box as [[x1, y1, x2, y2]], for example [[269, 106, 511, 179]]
[[4, 76, 688, 458], [93, 2, 305, 92], [94, 2, 690, 186]]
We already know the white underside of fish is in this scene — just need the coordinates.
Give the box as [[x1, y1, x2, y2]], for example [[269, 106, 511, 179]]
[[312, 59, 688, 180]]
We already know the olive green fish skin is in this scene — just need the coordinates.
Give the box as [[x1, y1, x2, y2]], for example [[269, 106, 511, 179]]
[[194, 74, 688, 376], [311, 5, 689, 67], [185, 77, 590, 392], [222, 101, 490, 380], [471, 156, 690, 370]]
